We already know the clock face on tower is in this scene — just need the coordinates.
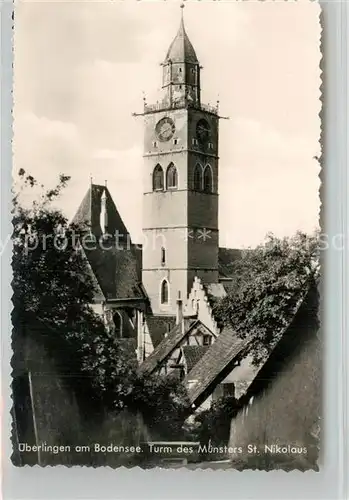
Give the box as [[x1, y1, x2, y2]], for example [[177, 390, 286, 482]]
[[196, 119, 211, 144], [156, 117, 176, 142]]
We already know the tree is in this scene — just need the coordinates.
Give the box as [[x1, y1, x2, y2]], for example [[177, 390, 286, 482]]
[[212, 232, 320, 365], [194, 396, 242, 449], [12, 171, 128, 408], [12, 171, 188, 427]]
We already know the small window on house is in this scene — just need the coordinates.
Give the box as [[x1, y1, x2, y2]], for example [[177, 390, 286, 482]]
[[160, 279, 169, 305], [208, 142, 213, 149], [179, 67, 182, 73], [153, 141, 158, 148], [173, 138, 178, 145], [179, 85, 182, 90], [203, 335, 212, 346], [161, 247, 166, 266], [192, 138, 198, 146], [223, 383, 235, 398]]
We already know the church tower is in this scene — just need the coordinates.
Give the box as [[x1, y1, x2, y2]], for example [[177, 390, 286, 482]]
[[141, 7, 219, 315]]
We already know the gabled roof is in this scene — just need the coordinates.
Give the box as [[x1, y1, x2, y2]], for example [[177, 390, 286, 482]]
[[146, 315, 177, 348], [164, 14, 198, 64], [182, 345, 208, 373], [185, 328, 250, 407], [140, 319, 207, 375], [72, 184, 129, 241]]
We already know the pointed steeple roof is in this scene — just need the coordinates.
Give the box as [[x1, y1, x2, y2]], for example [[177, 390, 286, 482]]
[[72, 183, 129, 240], [164, 5, 199, 64]]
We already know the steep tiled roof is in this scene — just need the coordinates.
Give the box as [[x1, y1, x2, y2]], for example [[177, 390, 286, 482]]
[[140, 319, 198, 375], [182, 345, 208, 373], [73, 184, 145, 301], [84, 245, 145, 301], [185, 328, 250, 407], [146, 315, 177, 348], [165, 16, 198, 64], [72, 184, 129, 241], [218, 248, 243, 279]]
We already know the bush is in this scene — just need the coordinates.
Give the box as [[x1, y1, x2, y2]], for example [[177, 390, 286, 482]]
[[193, 396, 242, 451]]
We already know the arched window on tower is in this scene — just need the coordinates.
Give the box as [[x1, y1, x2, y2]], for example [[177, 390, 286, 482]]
[[113, 311, 123, 339], [160, 279, 169, 305], [194, 164, 203, 191], [204, 165, 213, 193], [166, 163, 178, 189], [153, 164, 164, 191]]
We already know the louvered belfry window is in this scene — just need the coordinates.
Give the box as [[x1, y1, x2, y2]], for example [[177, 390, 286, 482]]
[[153, 164, 164, 191]]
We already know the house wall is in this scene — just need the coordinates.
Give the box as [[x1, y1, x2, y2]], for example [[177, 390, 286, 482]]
[[222, 355, 259, 399], [12, 325, 150, 467], [229, 330, 321, 469]]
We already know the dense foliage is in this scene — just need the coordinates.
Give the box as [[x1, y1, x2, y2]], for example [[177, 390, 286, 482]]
[[212, 232, 320, 365], [12, 171, 187, 434], [192, 396, 242, 450]]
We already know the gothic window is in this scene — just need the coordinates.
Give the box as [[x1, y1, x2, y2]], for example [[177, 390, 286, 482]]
[[161, 247, 166, 266], [194, 164, 203, 191], [160, 279, 169, 305], [166, 163, 178, 189], [113, 311, 123, 338], [204, 165, 213, 193], [153, 164, 164, 191]]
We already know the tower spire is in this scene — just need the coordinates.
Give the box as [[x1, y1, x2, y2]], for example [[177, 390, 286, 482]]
[[164, 4, 198, 64]]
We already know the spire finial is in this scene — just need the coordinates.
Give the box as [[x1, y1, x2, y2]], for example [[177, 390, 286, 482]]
[[180, 3, 185, 21]]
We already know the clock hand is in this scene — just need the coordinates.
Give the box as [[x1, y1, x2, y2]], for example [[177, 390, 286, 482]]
[[163, 124, 172, 134]]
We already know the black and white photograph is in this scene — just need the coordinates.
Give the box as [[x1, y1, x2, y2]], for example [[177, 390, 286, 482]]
[[11, 0, 321, 470]]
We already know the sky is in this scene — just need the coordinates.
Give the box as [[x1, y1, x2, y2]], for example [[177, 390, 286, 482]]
[[14, 0, 321, 248]]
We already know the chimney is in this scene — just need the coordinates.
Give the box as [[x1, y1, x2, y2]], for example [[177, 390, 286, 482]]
[[176, 291, 184, 333]]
